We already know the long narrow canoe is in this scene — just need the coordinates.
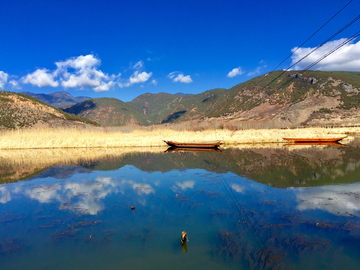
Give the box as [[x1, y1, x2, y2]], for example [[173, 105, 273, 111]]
[[283, 136, 347, 143], [164, 140, 223, 148]]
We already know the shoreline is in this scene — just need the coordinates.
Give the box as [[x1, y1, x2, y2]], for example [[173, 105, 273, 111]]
[[0, 126, 358, 149]]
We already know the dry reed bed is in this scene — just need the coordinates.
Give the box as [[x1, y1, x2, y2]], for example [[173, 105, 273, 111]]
[[0, 126, 358, 149]]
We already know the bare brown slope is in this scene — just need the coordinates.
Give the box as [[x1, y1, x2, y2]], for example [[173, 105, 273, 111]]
[[0, 92, 99, 129], [206, 71, 360, 128]]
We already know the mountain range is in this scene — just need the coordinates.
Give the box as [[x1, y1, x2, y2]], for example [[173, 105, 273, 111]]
[[61, 70, 360, 128], [13, 70, 360, 128]]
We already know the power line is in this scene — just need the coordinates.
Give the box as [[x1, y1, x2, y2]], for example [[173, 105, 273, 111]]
[[263, 13, 360, 89], [301, 31, 360, 72], [218, 174, 266, 250], [269, 0, 354, 73], [277, 30, 360, 89], [255, 0, 354, 87]]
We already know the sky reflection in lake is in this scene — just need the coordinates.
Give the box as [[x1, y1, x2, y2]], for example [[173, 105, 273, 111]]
[[1, 143, 360, 269]]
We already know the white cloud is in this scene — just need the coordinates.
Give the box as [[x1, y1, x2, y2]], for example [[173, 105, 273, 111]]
[[118, 68, 153, 88], [20, 54, 120, 92], [168, 71, 192, 83], [93, 81, 114, 92], [9, 80, 21, 90], [227, 67, 244, 78], [55, 54, 118, 92], [151, 79, 158, 86], [55, 54, 100, 73], [247, 67, 262, 76], [0, 71, 8, 88], [118, 82, 131, 88], [291, 38, 360, 71], [22, 69, 59, 87], [133, 60, 144, 69], [130, 71, 152, 84], [12, 54, 156, 91]]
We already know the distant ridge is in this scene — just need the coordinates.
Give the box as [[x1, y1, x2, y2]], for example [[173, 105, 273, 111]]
[[20, 91, 90, 108], [14, 71, 360, 128]]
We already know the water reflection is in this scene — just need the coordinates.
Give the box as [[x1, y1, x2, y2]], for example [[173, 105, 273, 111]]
[[2, 140, 360, 188], [0, 186, 10, 203], [1, 140, 360, 269], [296, 183, 360, 216]]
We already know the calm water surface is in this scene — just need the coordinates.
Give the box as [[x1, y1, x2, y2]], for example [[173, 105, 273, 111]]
[[1, 140, 360, 269]]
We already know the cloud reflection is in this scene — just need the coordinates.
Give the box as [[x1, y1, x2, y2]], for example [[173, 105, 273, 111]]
[[132, 183, 155, 195], [121, 180, 155, 195], [296, 183, 360, 216], [231, 184, 244, 193], [177, 181, 195, 190], [0, 186, 11, 204], [25, 184, 62, 203], [5, 176, 157, 215], [172, 180, 195, 193]]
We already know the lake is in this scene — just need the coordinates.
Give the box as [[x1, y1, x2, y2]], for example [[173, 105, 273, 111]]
[[1, 139, 360, 269]]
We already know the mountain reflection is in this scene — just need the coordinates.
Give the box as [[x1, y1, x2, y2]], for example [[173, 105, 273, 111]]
[[2, 140, 360, 188], [1, 139, 360, 218]]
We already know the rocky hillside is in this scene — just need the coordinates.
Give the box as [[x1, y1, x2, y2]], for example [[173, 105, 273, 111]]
[[208, 70, 360, 127], [58, 70, 360, 128], [21, 91, 90, 108], [0, 91, 99, 129], [62, 98, 150, 126]]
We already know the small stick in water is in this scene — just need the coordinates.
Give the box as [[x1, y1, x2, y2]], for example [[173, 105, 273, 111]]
[[181, 231, 187, 244]]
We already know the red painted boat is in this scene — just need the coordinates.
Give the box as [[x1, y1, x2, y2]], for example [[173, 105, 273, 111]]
[[164, 140, 223, 148], [283, 136, 347, 143]]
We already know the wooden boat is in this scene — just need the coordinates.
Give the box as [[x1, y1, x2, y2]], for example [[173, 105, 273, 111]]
[[164, 140, 223, 148], [283, 136, 347, 143]]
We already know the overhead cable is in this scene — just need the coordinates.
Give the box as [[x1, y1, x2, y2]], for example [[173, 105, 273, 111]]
[[301, 30, 360, 72], [278, 30, 360, 89], [264, 13, 360, 88], [269, 0, 354, 73]]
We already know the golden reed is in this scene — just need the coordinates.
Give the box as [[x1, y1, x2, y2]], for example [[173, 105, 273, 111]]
[[0, 126, 357, 149]]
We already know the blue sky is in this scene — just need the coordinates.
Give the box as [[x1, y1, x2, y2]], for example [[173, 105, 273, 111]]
[[0, 0, 359, 101]]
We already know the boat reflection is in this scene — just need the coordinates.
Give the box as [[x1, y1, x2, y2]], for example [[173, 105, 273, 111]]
[[285, 142, 347, 147], [165, 147, 224, 153]]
